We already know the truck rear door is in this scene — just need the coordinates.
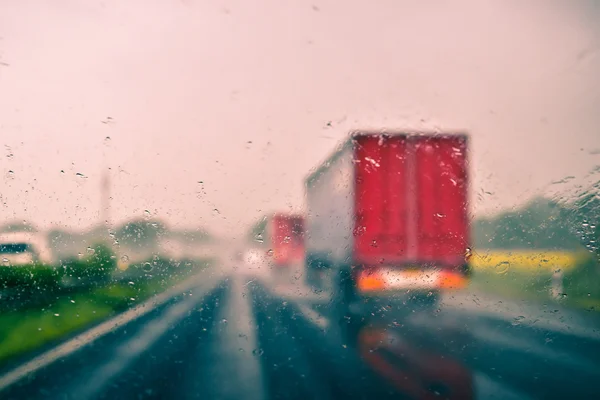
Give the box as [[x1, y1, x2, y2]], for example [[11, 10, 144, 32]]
[[353, 134, 469, 294], [272, 215, 305, 266], [354, 135, 409, 266], [413, 136, 469, 267], [289, 216, 305, 263]]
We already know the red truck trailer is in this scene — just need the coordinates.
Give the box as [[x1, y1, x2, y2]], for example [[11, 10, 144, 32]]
[[305, 131, 470, 323], [250, 213, 305, 277], [269, 214, 305, 268]]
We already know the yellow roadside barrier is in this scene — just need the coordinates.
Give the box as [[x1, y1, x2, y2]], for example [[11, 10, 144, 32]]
[[469, 250, 580, 273]]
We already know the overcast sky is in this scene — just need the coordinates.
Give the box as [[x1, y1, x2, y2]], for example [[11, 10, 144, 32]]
[[1, 0, 599, 236]]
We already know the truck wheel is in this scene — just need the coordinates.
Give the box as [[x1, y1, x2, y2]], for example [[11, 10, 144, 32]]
[[305, 269, 319, 291], [333, 270, 363, 344]]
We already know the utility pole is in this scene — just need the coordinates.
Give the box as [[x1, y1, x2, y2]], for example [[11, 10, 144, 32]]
[[101, 168, 111, 228]]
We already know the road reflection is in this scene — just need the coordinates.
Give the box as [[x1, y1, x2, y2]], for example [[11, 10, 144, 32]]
[[357, 323, 473, 400]]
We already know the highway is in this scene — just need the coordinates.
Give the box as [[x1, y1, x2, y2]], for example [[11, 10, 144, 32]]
[[1, 262, 599, 400]]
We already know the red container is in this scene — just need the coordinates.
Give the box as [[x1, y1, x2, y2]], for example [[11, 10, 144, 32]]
[[305, 131, 470, 295], [270, 214, 305, 267]]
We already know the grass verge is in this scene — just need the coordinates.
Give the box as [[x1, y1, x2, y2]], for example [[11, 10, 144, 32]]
[[0, 260, 210, 367]]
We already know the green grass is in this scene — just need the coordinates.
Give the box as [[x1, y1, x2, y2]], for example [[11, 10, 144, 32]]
[[0, 292, 114, 363], [0, 260, 209, 366]]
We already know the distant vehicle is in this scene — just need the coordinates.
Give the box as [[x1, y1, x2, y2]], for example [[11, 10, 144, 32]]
[[242, 247, 266, 272], [250, 214, 305, 276], [305, 131, 471, 324], [0, 232, 54, 266]]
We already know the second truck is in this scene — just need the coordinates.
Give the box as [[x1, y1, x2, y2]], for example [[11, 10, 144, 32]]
[[248, 213, 305, 280]]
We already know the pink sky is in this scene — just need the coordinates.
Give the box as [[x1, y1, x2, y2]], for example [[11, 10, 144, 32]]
[[0, 0, 599, 236]]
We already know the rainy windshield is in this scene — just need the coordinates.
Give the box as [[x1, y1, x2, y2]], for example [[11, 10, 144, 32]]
[[0, 1, 599, 400]]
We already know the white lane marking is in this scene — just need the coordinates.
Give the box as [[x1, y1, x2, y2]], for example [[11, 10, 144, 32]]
[[441, 291, 600, 341], [68, 286, 213, 399], [296, 304, 330, 330], [252, 275, 331, 330], [473, 371, 532, 400], [0, 271, 221, 392], [208, 275, 266, 400]]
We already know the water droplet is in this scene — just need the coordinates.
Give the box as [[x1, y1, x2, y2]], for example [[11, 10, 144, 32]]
[[144, 209, 151, 217], [252, 348, 264, 356], [120, 255, 129, 263], [370, 240, 378, 248], [495, 261, 510, 274], [86, 247, 95, 255], [2, 258, 10, 266], [60, 170, 65, 174], [128, 281, 135, 285], [130, 297, 136, 301], [511, 316, 525, 326], [255, 234, 264, 243], [70, 300, 75, 303], [54, 313, 60, 317], [464, 247, 473, 261], [75, 172, 86, 178], [364, 157, 380, 167], [221, 318, 228, 324], [142, 262, 153, 272], [561, 293, 568, 299], [266, 249, 274, 256]]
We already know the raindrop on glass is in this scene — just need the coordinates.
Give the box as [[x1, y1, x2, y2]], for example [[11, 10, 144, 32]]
[[495, 261, 510, 274], [142, 262, 153, 272], [252, 348, 264, 356]]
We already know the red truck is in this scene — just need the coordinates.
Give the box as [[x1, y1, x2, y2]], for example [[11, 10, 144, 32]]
[[250, 213, 305, 275], [305, 131, 470, 323]]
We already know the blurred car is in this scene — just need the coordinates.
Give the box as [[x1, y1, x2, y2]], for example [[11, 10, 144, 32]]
[[0, 232, 53, 266]]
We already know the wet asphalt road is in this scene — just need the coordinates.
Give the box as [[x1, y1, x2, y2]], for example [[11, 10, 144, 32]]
[[1, 267, 600, 400]]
